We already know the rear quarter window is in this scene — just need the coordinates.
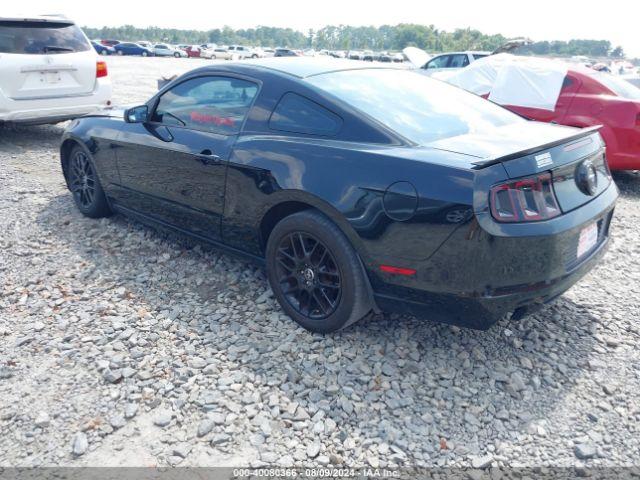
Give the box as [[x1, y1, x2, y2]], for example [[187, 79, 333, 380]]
[[0, 21, 90, 54], [269, 93, 342, 136]]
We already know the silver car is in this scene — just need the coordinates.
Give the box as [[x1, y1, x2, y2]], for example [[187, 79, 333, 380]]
[[153, 44, 187, 58]]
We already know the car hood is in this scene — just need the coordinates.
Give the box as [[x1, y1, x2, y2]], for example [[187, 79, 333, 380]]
[[426, 121, 592, 162], [402, 47, 430, 68]]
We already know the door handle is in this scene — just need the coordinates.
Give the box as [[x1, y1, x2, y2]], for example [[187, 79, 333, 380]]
[[196, 149, 221, 165]]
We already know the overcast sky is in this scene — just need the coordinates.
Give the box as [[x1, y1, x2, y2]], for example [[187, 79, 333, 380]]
[[8, 0, 640, 56]]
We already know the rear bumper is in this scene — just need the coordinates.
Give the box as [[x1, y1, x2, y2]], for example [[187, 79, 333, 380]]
[[373, 230, 610, 329], [368, 183, 618, 329], [0, 79, 112, 124]]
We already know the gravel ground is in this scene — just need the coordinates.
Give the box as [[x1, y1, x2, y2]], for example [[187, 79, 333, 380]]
[[1, 56, 640, 469]]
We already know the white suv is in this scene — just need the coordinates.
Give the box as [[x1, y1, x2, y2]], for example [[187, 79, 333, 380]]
[[0, 16, 112, 125]]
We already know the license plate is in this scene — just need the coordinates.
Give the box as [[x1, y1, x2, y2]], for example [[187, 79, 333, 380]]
[[577, 223, 598, 259], [44, 72, 61, 84]]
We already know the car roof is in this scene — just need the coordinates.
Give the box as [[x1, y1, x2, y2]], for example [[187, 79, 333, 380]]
[[227, 57, 400, 78], [0, 15, 73, 24]]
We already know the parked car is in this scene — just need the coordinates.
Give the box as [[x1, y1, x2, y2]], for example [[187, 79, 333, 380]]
[[153, 43, 187, 58], [227, 45, 260, 59], [262, 48, 276, 57], [409, 38, 531, 74], [184, 45, 210, 58], [59, 58, 617, 333], [0, 15, 112, 125], [114, 42, 153, 56], [440, 54, 640, 170], [274, 48, 300, 57], [100, 39, 120, 47], [92, 41, 115, 55], [209, 47, 236, 60]]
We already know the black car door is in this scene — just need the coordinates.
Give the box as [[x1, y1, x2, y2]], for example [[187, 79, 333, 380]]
[[112, 75, 259, 242]]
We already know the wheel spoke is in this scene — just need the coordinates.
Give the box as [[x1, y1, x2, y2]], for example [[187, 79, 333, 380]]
[[312, 290, 329, 315]]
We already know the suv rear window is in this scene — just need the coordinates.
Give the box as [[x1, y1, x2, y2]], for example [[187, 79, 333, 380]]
[[0, 20, 90, 54]]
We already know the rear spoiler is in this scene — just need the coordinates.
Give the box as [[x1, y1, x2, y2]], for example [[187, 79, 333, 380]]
[[471, 125, 602, 169]]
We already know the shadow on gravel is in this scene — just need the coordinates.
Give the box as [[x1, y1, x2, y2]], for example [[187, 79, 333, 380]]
[[37, 191, 604, 459], [0, 124, 65, 151], [613, 171, 640, 199]]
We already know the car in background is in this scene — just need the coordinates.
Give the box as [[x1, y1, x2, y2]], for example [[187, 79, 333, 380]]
[[410, 39, 531, 74], [0, 15, 111, 125], [441, 54, 640, 170], [92, 41, 115, 55], [262, 48, 276, 57], [209, 47, 236, 60], [183, 45, 213, 58], [60, 58, 616, 333], [421, 51, 490, 74], [227, 45, 260, 59], [100, 39, 120, 47], [153, 43, 187, 58], [114, 42, 154, 56], [274, 48, 300, 57], [137, 41, 153, 49]]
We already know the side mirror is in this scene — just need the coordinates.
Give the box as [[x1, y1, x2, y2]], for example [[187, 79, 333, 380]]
[[125, 105, 149, 123]]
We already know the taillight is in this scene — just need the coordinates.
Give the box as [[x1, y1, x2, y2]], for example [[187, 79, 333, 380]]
[[96, 61, 108, 78], [490, 173, 560, 223], [636, 112, 640, 126]]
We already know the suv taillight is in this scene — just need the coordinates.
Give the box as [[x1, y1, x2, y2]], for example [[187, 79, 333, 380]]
[[96, 61, 108, 78], [490, 172, 561, 223]]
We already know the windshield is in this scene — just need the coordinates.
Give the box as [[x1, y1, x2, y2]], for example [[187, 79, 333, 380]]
[[307, 69, 524, 144], [0, 21, 91, 54], [589, 71, 640, 100]]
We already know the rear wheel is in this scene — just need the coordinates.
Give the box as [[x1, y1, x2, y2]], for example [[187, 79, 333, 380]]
[[142, 51, 148, 57], [117, 50, 123, 55], [100, 49, 108, 56], [266, 210, 371, 333], [174, 52, 180, 58], [68, 146, 112, 218]]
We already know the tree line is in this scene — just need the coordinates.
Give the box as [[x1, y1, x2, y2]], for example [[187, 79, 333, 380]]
[[83, 24, 626, 58]]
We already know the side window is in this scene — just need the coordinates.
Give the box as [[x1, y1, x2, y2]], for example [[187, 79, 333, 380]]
[[152, 76, 258, 134], [269, 93, 342, 136], [449, 54, 469, 68], [426, 55, 450, 69]]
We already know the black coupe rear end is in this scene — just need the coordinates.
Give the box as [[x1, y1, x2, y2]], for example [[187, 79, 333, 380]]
[[59, 58, 617, 332]]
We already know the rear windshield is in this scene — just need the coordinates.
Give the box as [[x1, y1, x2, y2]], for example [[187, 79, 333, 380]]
[[0, 21, 90, 54], [307, 69, 523, 144], [588, 71, 640, 100]]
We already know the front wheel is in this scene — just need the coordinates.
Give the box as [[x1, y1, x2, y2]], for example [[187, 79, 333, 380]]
[[100, 49, 108, 56], [68, 146, 112, 218], [266, 210, 371, 333], [117, 50, 123, 55], [142, 51, 148, 57], [174, 52, 180, 58]]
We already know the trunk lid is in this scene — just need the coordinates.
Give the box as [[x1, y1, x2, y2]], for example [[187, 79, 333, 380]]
[[428, 122, 610, 213], [0, 19, 97, 100]]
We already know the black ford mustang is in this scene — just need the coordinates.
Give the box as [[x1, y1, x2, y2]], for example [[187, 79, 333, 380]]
[[60, 58, 618, 333]]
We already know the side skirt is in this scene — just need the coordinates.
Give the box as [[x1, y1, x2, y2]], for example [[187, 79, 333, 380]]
[[112, 202, 266, 267]]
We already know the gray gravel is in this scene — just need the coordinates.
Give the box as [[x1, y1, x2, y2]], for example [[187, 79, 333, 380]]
[[1, 56, 640, 468]]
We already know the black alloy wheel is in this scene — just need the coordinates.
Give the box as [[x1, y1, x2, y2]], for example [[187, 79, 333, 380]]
[[68, 146, 112, 218], [266, 210, 371, 333], [70, 150, 96, 210], [275, 232, 342, 320]]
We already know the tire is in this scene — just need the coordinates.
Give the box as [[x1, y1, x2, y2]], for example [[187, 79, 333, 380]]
[[100, 49, 108, 56], [142, 51, 148, 57], [174, 52, 180, 58], [211, 54, 216, 59], [266, 210, 371, 333], [117, 50, 123, 55], [67, 146, 112, 218]]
